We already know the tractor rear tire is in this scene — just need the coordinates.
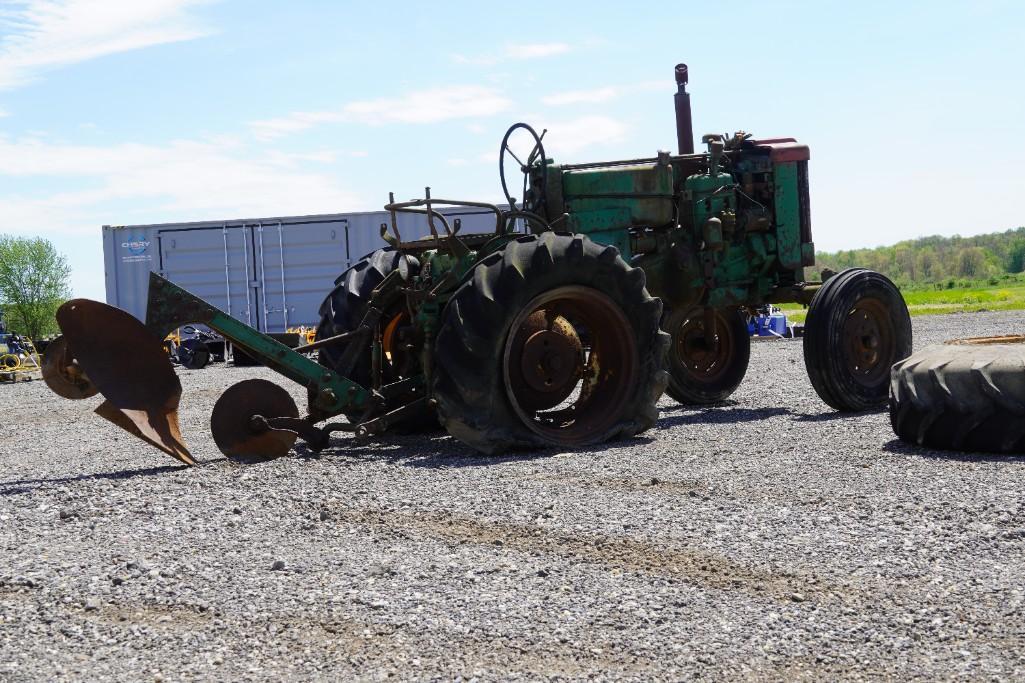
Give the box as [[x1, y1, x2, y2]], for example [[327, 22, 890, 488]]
[[663, 307, 750, 404], [890, 336, 1025, 453], [804, 268, 912, 411], [317, 249, 435, 431], [433, 232, 669, 454]]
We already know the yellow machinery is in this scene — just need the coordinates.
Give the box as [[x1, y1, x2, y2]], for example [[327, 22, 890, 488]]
[[0, 335, 41, 380]]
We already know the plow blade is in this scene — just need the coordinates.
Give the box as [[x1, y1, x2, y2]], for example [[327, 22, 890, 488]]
[[55, 299, 194, 465]]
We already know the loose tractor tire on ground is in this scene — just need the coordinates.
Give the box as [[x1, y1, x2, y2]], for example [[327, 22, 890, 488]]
[[42, 63, 911, 464]]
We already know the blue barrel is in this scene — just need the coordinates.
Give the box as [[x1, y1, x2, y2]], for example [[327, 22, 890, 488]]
[[768, 313, 787, 336]]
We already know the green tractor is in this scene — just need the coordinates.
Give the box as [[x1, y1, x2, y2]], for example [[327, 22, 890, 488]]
[[42, 63, 911, 464]]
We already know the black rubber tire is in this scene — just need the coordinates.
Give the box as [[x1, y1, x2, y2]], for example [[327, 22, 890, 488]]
[[316, 249, 434, 430], [178, 339, 211, 370], [663, 307, 751, 405], [890, 338, 1025, 453], [433, 232, 669, 454], [804, 268, 912, 411]]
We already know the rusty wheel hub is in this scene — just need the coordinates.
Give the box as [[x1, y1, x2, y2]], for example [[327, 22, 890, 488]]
[[503, 286, 636, 445], [674, 312, 732, 379], [842, 299, 894, 386], [514, 310, 584, 409]]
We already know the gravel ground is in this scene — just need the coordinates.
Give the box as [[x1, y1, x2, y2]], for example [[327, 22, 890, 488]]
[[2, 310, 1024, 681]]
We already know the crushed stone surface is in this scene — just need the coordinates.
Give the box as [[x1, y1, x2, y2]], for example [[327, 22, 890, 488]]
[[1, 311, 1024, 681]]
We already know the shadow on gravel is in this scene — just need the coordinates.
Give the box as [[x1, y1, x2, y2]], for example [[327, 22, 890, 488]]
[[291, 431, 659, 470], [658, 406, 791, 428], [0, 463, 189, 496], [881, 438, 1025, 463], [659, 399, 740, 413], [792, 407, 887, 423]]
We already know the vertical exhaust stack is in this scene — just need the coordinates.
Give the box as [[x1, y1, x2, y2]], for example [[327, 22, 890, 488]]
[[674, 63, 694, 155]]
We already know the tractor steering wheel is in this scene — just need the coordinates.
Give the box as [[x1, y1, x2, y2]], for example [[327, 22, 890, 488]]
[[499, 123, 548, 216]]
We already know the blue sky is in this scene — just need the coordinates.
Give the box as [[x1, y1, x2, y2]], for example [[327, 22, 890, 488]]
[[0, 0, 1022, 299]]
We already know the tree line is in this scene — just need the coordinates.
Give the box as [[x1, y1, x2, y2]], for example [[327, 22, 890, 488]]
[[815, 227, 1025, 289]]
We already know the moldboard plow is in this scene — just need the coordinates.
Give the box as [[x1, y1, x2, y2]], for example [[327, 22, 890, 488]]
[[43, 63, 911, 465]]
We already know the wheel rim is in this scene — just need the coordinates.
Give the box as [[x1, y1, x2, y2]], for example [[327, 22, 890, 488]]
[[671, 310, 735, 384], [503, 286, 637, 446], [841, 298, 895, 387]]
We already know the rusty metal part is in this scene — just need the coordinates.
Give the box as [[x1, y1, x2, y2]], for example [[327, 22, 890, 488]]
[[292, 329, 363, 354], [946, 335, 1025, 346], [260, 415, 330, 451], [841, 298, 895, 387], [502, 286, 637, 445], [356, 397, 429, 437], [41, 335, 98, 400], [672, 309, 736, 381], [507, 309, 584, 411], [210, 379, 299, 462], [55, 300, 193, 465]]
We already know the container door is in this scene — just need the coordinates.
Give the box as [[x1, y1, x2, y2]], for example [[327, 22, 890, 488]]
[[159, 225, 255, 328], [254, 219, 348, 333]]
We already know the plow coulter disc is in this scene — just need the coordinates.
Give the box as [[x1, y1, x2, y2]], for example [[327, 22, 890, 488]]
[[210, 379, 299, 463], [55, 299, 194, 465]]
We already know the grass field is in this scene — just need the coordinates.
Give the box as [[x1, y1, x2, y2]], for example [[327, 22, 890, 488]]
[[779, 282, 1025, 323]]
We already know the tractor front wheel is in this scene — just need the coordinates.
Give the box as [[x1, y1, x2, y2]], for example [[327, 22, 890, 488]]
[[662, 307, 750, 404], [804, 268, 912, 411], [433, 232, 669, 453]]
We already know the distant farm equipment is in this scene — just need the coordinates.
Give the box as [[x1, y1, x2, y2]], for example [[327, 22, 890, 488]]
[[1, 330, 41, 382], [747, 306, 800, 339], [163, 326, 225, 370]]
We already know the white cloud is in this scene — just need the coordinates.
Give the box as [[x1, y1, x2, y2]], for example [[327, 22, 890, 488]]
[[536, 116, 629, 157], [504, 43, 570, 59], [0, 0, 213, 90], [0, 135, 362, 235], [473, 115, 627, 167], [541, 80, 665, 107], [250, 85, 512, 140], [248, 110, 344, 141], [452, 42, 571, 66], [541, 87, 619, 106]]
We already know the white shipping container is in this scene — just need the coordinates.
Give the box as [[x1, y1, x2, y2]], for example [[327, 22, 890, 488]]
[[103, 208, 505, 332]]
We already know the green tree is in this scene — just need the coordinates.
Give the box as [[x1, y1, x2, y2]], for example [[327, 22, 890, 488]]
[[956, 246, 987, 278], [1007, 239, 1025, 273], [916, 247, 939, 280], [0, 235, 71, 340]]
